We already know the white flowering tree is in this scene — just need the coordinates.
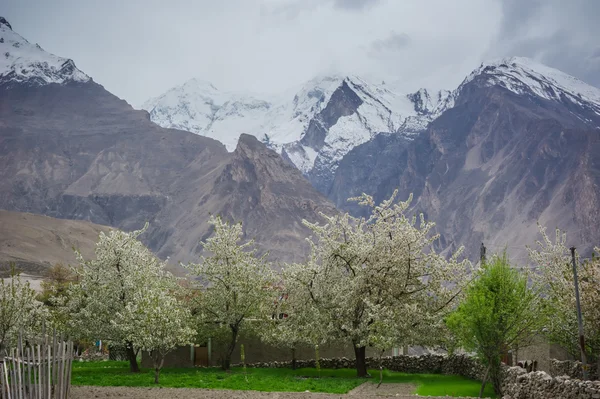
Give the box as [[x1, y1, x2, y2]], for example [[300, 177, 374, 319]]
[[580, 251, 600, 375], [118, 280, 194, 384], [285, 191, 471, 377], [259, 276, 330, 369], [184, 216, 276, 370], [0, 268, 48, 352], [67, 224, 186, 373], [527, 225, 600, 368]]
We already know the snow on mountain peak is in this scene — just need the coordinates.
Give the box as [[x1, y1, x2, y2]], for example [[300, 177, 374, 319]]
[[0, 17, 12, 30], [182, 78, 219, 93], [143, 73, 452, 175], [463, 56, 600, 114], [0, 17, 90, 87]]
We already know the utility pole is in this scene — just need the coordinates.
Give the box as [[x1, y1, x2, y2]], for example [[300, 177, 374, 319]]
[[480, 243, 487, 266], [570, 246, 588, 380]]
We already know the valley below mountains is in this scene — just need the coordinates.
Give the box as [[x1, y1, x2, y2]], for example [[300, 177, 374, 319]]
[[1, 16, 599, 274]]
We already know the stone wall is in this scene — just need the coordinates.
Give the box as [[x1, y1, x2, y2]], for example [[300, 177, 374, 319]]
[[550, 359, 599, 381], [501, 366, 600, 399], [237, 354, 485, 380]]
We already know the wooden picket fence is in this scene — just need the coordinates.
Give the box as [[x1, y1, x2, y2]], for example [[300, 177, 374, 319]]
[[0, 332, 73, 399]]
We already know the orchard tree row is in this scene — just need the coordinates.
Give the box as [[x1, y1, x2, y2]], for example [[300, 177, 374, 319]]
[[1, 191, 598, 394]]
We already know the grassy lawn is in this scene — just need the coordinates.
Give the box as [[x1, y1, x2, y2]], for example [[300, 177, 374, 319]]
[[71, 361, 496, 397], [378, 369, 496, 397]]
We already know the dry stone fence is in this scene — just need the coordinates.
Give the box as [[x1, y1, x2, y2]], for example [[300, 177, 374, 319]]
[[501, 366, 600, 399], [549, 359, 599, 381], [238, 354, 485, 379], [239, 354, 600, 399]]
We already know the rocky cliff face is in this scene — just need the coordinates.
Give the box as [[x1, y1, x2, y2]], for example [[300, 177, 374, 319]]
[[0, 81, 335, 266], [0, 18, 336, 268], [329, 61, 600, 259], [145, 133, 336, 265]]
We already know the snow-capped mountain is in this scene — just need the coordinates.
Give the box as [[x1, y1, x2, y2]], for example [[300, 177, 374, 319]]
[[142, 74, 453, 191], [328, 56, 600, 262], [461, 56, 600, 120], [0, 17, 89, 87]]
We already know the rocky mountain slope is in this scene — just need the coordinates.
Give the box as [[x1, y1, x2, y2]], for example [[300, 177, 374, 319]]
[[330, 57, 600, 259], [143, 75, 453, 192], [0, 210, 110, 276], [3, 14, 598, 265], [0, 17, 336, 268]]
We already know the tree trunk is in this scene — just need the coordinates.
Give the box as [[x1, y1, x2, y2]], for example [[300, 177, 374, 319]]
[[489, 358, 502, 396], [222, 325, 239, 370], [291, 347, 297, 370], [377, 354, 383, 388], [152, 352, 165, 384], [353, 344, 370, 378], [126, 341, 140, 373], [479, 365, 490, 398]]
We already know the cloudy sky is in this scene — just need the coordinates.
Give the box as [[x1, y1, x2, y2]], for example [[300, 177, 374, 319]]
[[3, 0, 599, 106]]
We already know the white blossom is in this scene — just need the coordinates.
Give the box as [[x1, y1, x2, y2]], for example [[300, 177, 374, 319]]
[[66, 223, 189, 373], [528, 225, 600, 361], [284, 190, 471, 376], [184, 215, 277, 370], [0, 272, 48, 351]]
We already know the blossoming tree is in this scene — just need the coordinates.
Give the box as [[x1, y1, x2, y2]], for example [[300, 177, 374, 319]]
[[259, 275, 330, 369], [67, 224, 191, 373], [118, 281, 194, 383], [285, 191, 471, 377], [0, 269, 48, 352], [185, 216, 276, 370], [527, 225, 600, 371]]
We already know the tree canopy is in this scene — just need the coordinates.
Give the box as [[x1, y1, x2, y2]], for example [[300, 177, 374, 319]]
[[447, 253, 542, 396], [185, 215, 276, 370], [285, 190, 471, 377]]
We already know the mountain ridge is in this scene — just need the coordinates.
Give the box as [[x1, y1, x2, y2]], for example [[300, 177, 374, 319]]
[[0, 17, 89, 87], [2, 16, 600, 266], [329, 65, 600, 259], [0, 18, 337, 271], [142, 56, 600, 199]]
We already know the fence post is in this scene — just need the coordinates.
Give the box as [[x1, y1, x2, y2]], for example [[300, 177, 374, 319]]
[[480, 243, 486, 266], [570, 246, 588, 380]]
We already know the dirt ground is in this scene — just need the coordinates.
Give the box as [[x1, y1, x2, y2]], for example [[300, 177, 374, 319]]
[[347, 382, 417, 396], [70, 384, 473, 399]]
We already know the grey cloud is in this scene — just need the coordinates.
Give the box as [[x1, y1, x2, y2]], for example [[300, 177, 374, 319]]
[[495, 0, 544, 39], [369, 32, 411, 56], [489, 0, 600, 87], [333, 0, 382, 10], [263, 0, 382, 19], [4, 0, 595, 106]]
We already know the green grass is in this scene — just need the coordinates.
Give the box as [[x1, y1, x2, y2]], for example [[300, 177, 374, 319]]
[[374, 369, 497, 397], [71, 361, 496, 397]]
